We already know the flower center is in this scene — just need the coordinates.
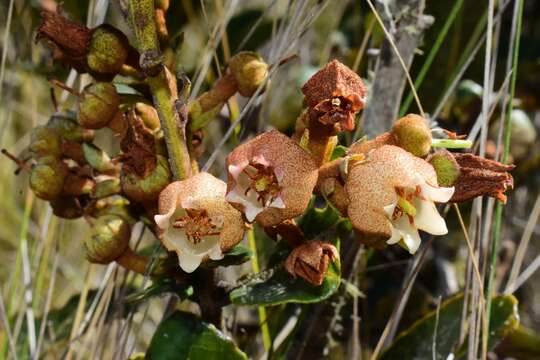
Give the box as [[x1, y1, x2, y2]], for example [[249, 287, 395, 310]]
[[392, 186, 422, 223], [242, 162, 282, 206], [173, 208, 221, 244]]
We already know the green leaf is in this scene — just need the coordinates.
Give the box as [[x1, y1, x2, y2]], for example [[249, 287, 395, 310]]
[[125, 278, 193, 305], [204, 245, 252, 268], [229, 239, 341, 306], [380, 294, 519, 360], [146, 311, 247, 360], [496, 325, 540, 359], [298, 198, 342, 239], [330, 145, 348, 160]]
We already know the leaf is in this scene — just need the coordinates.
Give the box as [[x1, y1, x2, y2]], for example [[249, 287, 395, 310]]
[[229, 239, 341, 306], [146, 311, 247, 360], [380, 294, 520, 360], [496, 325, 540, 359], [125, 278, 193, 305], [204, 245, 252, 268], [298, 198, 342, 239], [330, 144, 348, 160]]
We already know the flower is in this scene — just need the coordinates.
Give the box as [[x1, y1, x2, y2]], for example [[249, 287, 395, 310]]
[[154, 172, 245, 273], [226, 130, 318, 227], [284, 240, 339, 286], [345, 145, 454, 254], [301, 60, 366, 132]]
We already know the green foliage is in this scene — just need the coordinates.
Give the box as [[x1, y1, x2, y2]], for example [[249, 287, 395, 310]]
[[126, 278, 193, 305], [204, 245, 252, 268], [146, 311, 247, 360]]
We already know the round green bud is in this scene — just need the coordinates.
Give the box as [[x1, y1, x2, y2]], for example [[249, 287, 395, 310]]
[[428, 149, 460, 187], [29, 156, 68, 200], [29, 126, 62, 158], [391, 114, 432, 157], [228, 51, 268, 97], [47, 113, 95, 142], [50, 196, 83, 219], [85, 214, 130, 264], [87, 25, 129, 76], [121, 155, 171, 203], [78, 82, 119, 129]]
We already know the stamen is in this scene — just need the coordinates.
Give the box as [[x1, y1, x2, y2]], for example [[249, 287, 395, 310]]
[[172, 208, 221, 245]]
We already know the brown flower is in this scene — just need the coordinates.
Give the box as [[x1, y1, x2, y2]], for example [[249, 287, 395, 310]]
[[155, 172, 245, 273], [450, 153, 515, 203], [301, 60, 366, 132], [284, 240, 339, 286], [226, 130, 318, 227]]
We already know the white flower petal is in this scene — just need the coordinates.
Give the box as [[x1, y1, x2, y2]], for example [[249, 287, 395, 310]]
[[177, 251, 203, 273], [208, 244, 224, 260], [252, 154, 269, 167], [154, 206, 176, 230], [393, 216, 421, 254], [383, 203, 397, 217], [269, 195, 286, 209], [228, 162, 248, 180], [420, 182, 454, 203], [386, 225, 402, 245], [414, 198, 448, 235], [226, 187, 264, 222]]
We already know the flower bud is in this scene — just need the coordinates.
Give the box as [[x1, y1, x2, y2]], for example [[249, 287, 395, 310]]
[[29, 156, 68, 200], [93, 178, 121, 199], [427, 149, 460, 187], [228, 52, 268, 97], [121, 154, 171, 203], [78, 83, 119, 129], [226, 130, 318, 227], [285, 240, 339, 286], [47, 113, 95, 142], [29, 126, 62, 158], [85, 214, 130, 264], [82, 143, 116, 173], [391, 114, 432, 157], [87, 25, 129, 77], [135, 102, 160, 130], [154, 172, 245, 273]]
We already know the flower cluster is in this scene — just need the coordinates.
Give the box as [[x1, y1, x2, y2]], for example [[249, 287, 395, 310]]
[[9, 7, 515, 287]]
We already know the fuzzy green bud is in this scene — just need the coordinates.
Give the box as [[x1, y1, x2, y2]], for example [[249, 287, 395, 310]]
[[78, 83, 119, 129], [93, 178, 121, 199], [85, 214, 130, 264], [47, 113, 95, 142], [391, 114, 432, 157], [228, 51, 268, 97], [121, 155, 171, 203], [29, 156, 68, 200], [428, 149, 461, 187], [87, 25, 129, 77], [29, 126, 62, 158]]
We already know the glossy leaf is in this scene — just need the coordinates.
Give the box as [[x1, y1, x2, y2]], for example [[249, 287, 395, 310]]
[[229, 239, 341, 306], [146, 311, 247, 360], [204, 245, 252, 268], [380, 294, 519, 360], [298, 198, 342, 239]]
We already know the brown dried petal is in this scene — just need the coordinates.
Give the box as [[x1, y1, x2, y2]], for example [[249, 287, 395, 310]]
[[451, 153, 515, 203], [284, 240, 339, 286], [120, 112, 157, 177], [301, 60, 366, 108]]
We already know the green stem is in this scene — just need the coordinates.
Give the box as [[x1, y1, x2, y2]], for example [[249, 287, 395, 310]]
[[247, 229, 272, 351], [399, 0, 464, 116], [127, 0, 191, 180], [484, 0, 523, 349]]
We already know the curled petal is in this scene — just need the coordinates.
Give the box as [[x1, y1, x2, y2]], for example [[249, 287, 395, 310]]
[[413, 198, 448, 235]]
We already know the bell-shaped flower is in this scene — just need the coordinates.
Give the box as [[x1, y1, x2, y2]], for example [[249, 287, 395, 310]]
[[154, 172, 245, 273], [226, 130, 318, 227], [345, 145, 454, 254]]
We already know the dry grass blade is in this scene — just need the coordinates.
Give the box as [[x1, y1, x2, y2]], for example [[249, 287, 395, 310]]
[[0, 288, 18, 360], [505, 254, 540, 295]]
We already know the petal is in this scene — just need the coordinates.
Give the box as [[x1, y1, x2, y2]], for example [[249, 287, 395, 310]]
[[208, 244, 224, 260], [269, 195, 286, 209], [226, 187, 264, 222], [252, 154, 270, 167], [383, 203, 397, 217], [228, 163, 247, 180], [393, 216, 421, 254], [154, 206, 175, 230], [420, 182, 455, 203], [414, 198, 448, 235], [177, 251, 203, 273], [386, 225, 402, 245]]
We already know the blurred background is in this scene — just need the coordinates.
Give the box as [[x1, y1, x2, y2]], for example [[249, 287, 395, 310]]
[[0, 0, 539, 358]]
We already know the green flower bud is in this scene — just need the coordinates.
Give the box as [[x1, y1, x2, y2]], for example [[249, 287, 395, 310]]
[[391, 114, 432, 158], [29, 156, 68, 200], [135, 102, 160, 130], [87, 25, 129, 77], [85, 214, 130, 264], [78, 83, 119, 129], [82, 143, 115, 172], [228, 51, 268, 97], [93, 178, 121, 199], [121, 155, 171, 203], [50, 196, 83, 219], [428, 149, 461, 187], [47, 114, 95, 142], [29, 126, 62, 158]]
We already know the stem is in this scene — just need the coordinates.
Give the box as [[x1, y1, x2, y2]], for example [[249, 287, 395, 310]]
[[115, 247, 152, 274], [484, 0, 523, 350], [431, 138, 473, 149], [127, 0, 191, 181], [247, 229, 272, 351]]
